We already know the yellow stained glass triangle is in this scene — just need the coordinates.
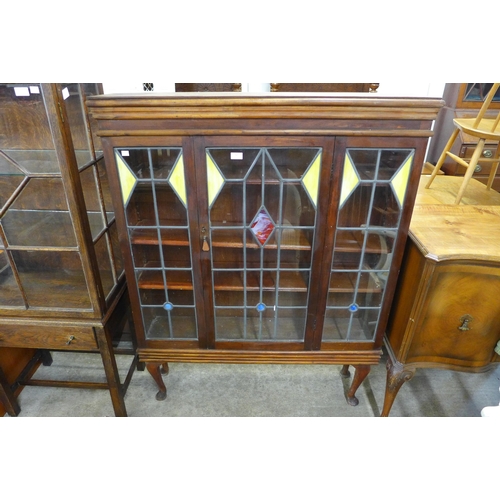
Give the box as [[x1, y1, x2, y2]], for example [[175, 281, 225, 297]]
[[206, 153, 225, 207], [168, 154, 187, 206], [391, 152, 413, 208], [340, 154, 360, 208], [115, 152, 137, 206], [302, 153, 321, 208]]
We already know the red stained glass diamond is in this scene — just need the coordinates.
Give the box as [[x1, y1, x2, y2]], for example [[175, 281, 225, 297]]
[[251, 208, 275, 245]]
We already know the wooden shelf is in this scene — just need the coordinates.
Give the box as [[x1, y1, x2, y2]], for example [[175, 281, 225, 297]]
[[212, 229, 312, 251], [329, 272, 384, 294], [215, 271, 308, 292], [130, 227, 189, 246], [137, 270, 193, 290]]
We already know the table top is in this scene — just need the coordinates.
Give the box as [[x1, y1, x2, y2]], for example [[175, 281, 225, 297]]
[[416, 176, 500, 206], [409, 177, 500, 262]]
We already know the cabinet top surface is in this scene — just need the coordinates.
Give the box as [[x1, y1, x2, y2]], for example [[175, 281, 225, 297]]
[[87, 92, 443, 120], [88, 92, 444, 104], [411, 178, 500, 262], [87, 93, 444, 138]]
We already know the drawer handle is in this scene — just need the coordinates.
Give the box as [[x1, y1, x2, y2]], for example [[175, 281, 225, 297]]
[[495, 341, 500, 356], [483, 149, 493, 158], [66, 335, 75, 345], [474, 165, 482, 173], [458, 315, 473, 332]]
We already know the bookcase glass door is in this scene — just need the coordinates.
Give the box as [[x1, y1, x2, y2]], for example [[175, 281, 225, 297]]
[[322, 147, 414, 342], [206, 147, 322, 342], [115, 147, 198, 340], [0, 83, 95, 312]]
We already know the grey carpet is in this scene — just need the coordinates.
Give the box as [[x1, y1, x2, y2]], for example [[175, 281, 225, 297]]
[[5, 349, 500, 417]]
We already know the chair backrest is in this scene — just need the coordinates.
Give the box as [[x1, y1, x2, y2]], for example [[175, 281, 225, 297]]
[[473, 83, 500, 131]]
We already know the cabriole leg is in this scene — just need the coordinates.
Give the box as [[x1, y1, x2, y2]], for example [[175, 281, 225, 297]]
[[345, 364, 371, 406], [381, 357, 416, 417], [146, 362, 168, 401]]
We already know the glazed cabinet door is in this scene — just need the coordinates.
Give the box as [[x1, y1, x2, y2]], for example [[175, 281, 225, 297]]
[[317, 137, 421, 348], [197, 137, 334, 348], [109, 136, 334, 349], [108, 135, 423, 352], [0, 83, 121, 318], [110, 138, 204, 346]]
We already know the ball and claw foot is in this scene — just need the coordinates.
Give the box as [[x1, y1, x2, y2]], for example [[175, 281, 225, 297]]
[[156, 389, 167, 401], [146, 362, 168, 402], [346, 395, 359, 406], [342, 364, 370, 407]]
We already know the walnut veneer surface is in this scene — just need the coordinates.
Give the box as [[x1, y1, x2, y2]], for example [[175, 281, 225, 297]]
[[382, 175, 500, 416]]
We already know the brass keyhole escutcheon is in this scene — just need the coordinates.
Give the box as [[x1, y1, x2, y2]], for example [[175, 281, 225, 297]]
[[458, 314, 473, 332], [201, 226, 209, 252]]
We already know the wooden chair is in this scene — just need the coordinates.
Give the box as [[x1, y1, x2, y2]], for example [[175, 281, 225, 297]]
[[425, 83, 500, 204]]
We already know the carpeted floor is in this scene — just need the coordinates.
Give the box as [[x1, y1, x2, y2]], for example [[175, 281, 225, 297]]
[[5, 348, 500, 417]]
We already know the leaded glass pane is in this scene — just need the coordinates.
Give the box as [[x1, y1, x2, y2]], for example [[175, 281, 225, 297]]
[[151, 148, 181, 179], [208, 149, 260, 179], [379, 150, 412, 180], [207, 146, 321, 343], [132, 240, 161, 268], [275, 311, 307, 341], [142, 306, 197, 339], [211, 183, 244, 226], [118, 149, 150, 179], [369, 185, 400, 228], [267, 148, 319, 179], [117, 145, 198, 341], [161, 229, 191, 268], [156, 183, 187, 226], [338, 184, 372, 228], [323, 147, 414, 342], [126, 183, 155, 226]]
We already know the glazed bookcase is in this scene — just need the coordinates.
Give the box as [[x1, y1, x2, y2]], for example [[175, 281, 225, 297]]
[[0, 83, 136, 416], [88, 92, 443, 403]]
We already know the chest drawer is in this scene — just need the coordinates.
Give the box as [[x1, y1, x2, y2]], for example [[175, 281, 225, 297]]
[[0, 323, 98, 351], [456, 145, 499, 176], [406, 264, 500, 367]]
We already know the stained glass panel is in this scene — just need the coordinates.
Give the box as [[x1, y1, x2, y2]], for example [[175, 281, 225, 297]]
[[323, 147, 414, 342], [207, 146, 322, 342]]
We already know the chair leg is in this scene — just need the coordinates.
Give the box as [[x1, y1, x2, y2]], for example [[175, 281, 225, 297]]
[[454, 138, 486, 204], [426, 128, 460, 189]]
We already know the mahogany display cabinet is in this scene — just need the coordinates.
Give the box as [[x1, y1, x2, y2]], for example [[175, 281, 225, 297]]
[[88, 92, 443, 404], [0, 83, 137, 417]]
